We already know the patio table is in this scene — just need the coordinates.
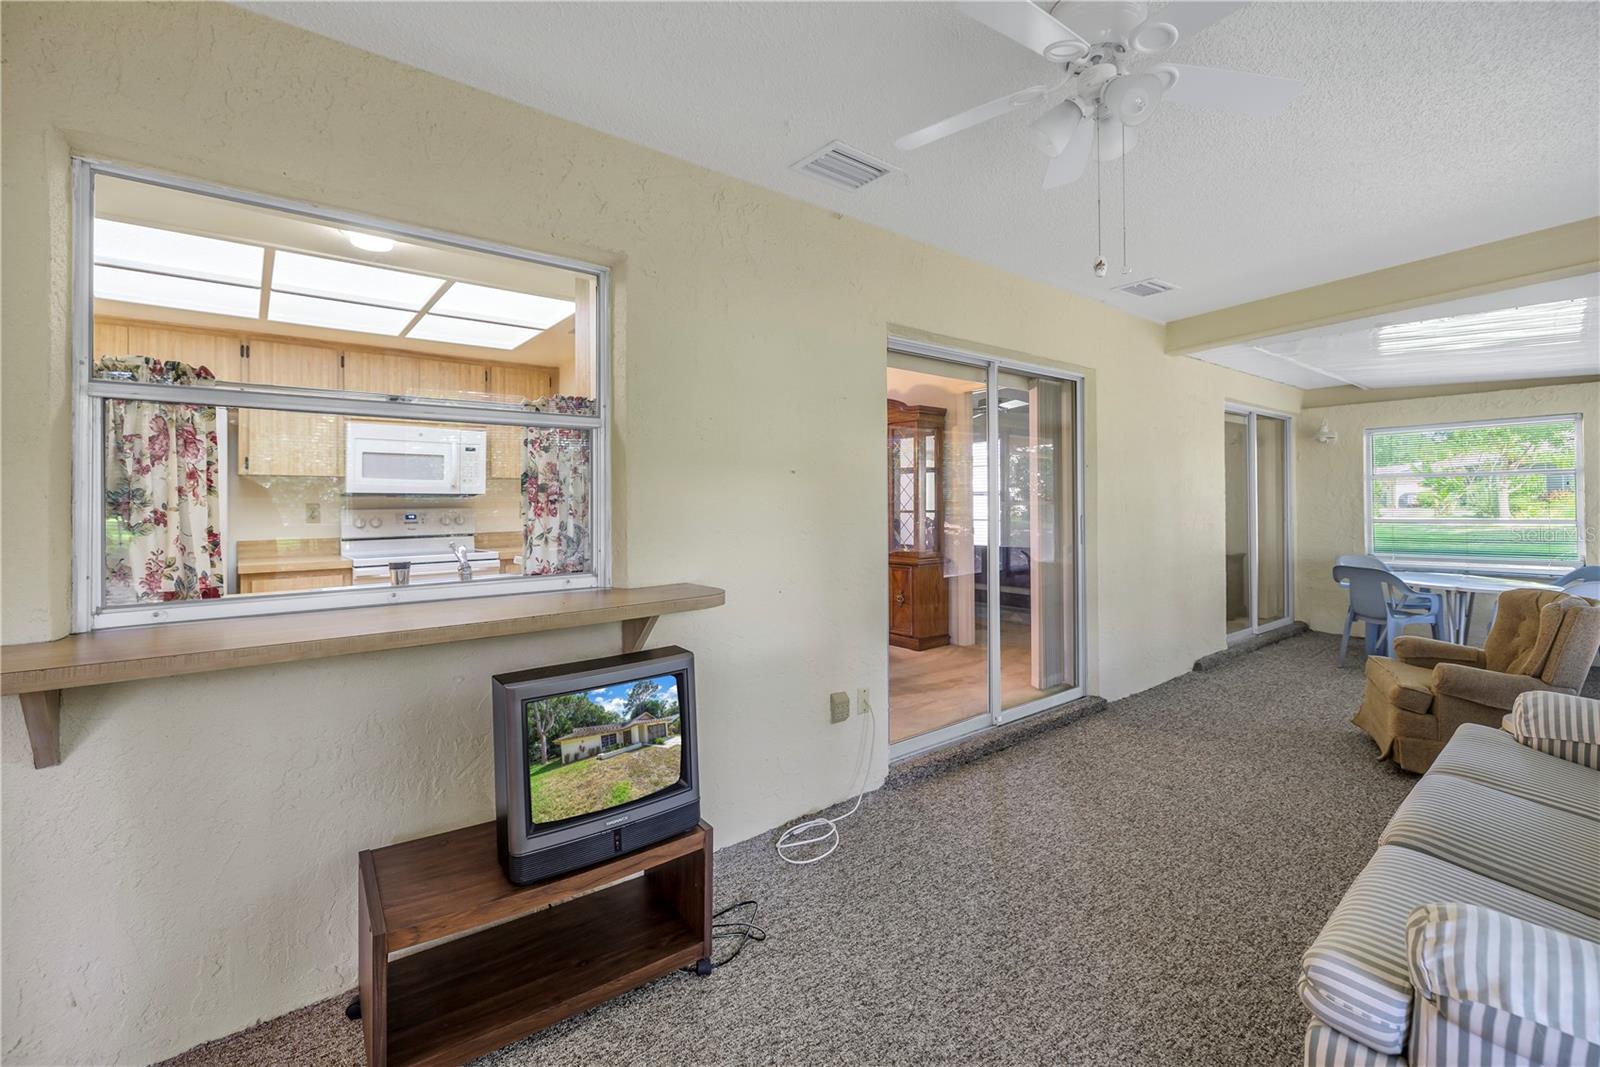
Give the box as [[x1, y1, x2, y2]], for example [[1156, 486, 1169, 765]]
[[1389, 571, 1563, 645]]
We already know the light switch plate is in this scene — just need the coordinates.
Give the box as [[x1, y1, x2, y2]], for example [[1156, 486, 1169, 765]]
[[306, 502, 321, 523], [829, 691, 849, 724]]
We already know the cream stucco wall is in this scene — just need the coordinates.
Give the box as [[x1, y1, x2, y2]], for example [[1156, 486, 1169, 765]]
[[1, 5, 1300, 1064], [1295, 383, 1600, 643]]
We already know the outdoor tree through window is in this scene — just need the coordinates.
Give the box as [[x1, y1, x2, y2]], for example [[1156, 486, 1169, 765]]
[[1366, 416, 1583, 568]]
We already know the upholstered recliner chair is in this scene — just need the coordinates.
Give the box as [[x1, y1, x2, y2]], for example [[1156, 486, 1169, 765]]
[[1353, 588, 1600, 772]]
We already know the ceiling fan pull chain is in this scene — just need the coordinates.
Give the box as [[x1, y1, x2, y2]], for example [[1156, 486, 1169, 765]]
[[1122, 136, 1132, 275], [1093, 116, 1107, 277]]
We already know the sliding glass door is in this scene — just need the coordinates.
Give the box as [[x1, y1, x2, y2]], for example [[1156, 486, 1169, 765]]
[[1224, 406, 1293, 641], [887, 341, 1084, 758]]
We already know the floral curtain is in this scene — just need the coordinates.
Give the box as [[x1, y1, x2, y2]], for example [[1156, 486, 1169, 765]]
[[522, 396, 594, 575], [98, 358, 224, 605]]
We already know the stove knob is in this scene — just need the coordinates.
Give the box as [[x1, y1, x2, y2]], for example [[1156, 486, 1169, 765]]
[[353, 518, 367, 529], [453, 514, 466, 525], [371, 518, 383, 529]]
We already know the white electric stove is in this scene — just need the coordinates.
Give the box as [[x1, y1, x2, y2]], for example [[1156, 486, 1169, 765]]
[[340, 506, 500, 585]]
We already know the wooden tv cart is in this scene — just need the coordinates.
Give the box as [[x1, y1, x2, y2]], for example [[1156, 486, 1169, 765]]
[[358, 820, 713, 1067]]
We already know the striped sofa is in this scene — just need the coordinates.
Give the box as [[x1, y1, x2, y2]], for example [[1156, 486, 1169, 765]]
[[1300, 690, 1600, 1066]]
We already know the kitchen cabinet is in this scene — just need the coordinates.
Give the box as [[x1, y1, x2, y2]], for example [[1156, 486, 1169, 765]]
[[93, 321, 243, 382], [238, 339, 343, 477], [343, 351, 488, 403], [486, 364, 555, 479]]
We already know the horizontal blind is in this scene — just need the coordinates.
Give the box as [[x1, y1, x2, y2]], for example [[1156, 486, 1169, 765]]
[[1367, 416, 1582, 567]]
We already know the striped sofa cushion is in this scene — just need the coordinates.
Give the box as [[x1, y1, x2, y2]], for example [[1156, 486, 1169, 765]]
[[1427, 724, 1600, 821], [1299, 846, 1600, 1055], [1304, 1021, 1407, 1067], [1379, 774, 1600, 917], [1407, 903, 1600, 1066], [1507, 691, 1600, 770]]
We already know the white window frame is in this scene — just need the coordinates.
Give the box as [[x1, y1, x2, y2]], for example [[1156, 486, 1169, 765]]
[[886, 336, 1088, 762], [1224, 404, 1296, 645], [70, 158, 611, 631], [1362, 413, 1585, 576]]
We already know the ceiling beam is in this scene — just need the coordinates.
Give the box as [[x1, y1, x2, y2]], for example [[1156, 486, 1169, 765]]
[[1164, 218, 1600, 356]]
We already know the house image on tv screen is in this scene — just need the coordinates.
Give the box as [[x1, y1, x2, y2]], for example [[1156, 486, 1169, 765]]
[[555, 715, 677, 764]]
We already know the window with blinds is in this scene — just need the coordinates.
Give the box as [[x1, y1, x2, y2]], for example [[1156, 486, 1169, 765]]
[[1366, 415, 1583, 568]]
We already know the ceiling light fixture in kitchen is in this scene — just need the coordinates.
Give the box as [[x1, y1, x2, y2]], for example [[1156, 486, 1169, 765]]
[[341, 229, 396, 253]]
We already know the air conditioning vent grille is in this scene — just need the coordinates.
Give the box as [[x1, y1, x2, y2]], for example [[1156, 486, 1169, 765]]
[[792, 141, 895, 190], [1113, 277, 1178, 298]]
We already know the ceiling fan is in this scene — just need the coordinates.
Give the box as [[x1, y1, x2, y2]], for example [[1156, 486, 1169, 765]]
[[896, 1, 1303, 190]]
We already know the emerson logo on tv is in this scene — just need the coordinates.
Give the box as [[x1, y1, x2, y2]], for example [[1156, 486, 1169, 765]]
[[604, 815, 631, 827]]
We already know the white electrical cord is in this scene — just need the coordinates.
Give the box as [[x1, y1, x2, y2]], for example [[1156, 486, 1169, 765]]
[[775, 696, 876, 865]]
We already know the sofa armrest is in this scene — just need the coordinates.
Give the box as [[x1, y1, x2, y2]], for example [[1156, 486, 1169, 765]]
[[1506, 691, 1600, 769], [1392, 636, 1483, 669], [1430, 663, 1554, 712], [1407, 904, 1600, 1063]]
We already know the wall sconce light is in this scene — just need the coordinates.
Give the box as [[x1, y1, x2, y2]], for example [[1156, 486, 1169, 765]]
[[1314, 419, 1338, 445]]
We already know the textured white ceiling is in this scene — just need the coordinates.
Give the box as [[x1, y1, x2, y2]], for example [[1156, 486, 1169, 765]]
[[244, 1, 1600, 323], [1189, 273, 1600, 390]]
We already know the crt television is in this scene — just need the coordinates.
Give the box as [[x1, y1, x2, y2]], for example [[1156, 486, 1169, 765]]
[[492, 646, 700, 884]]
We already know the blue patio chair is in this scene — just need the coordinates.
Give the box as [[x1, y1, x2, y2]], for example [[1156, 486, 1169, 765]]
[[1556, 565, 1600, 589], [1331, 564, 1445, 667], [1335, 553, 1444, 616], [1487, 565, 1599, 630]]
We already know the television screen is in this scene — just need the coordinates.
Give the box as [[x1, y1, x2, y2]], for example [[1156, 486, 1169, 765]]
[[524, 671, 686, 825]]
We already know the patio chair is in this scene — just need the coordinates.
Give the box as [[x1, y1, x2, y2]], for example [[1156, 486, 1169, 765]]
[[1352, 589, 1600, 772], [1486, 564, 1599, 631], [1332, 564, 1446, 667], [1335, 554, 1444, 615]]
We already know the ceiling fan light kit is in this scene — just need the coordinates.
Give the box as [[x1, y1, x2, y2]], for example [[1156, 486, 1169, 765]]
[[1029, 101, 1085, 157], [897, 1, 1305, 280]]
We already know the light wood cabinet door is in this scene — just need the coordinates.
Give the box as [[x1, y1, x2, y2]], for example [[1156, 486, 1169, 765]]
[[238, 340, 343, 477], [485, 364, 556, 479], [343, 350, 487, 403], [93, 321, 243, 382]]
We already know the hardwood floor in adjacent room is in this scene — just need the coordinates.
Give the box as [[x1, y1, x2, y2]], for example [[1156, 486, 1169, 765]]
[[888, 620, 1068, 743]]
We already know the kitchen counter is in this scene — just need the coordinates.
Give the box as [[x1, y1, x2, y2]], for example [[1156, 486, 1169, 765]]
[[235, 539, 353, 576], [476, 530, 523, 569]]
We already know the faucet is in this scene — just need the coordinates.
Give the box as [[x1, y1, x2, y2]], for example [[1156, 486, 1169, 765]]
[[448, 540, 473, 581]]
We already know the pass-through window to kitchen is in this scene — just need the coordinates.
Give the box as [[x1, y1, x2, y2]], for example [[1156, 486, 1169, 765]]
[[76, 164, 607, 629]]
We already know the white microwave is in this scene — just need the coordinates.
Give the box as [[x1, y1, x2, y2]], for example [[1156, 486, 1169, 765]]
[[345, 422, 487, 496]]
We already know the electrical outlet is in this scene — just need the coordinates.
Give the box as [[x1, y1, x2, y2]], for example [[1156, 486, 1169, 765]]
[[306, 502, 321, 523], [857, 688, 871, 716], [829, 691, 849, 724]]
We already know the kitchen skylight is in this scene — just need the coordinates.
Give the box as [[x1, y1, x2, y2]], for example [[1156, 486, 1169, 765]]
[[94, 265, 262, 319], [270, 251, 443, 309], [94, 219, 263, 284], [407, 314, 540, 350], [266, 292, 414, 336], [428, 283, 574, 329], [91, 217, 572, 352]]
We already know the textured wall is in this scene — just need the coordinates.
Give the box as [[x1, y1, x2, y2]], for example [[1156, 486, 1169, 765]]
[[1, 4, 1298, 1064], [1296, 383, 1600, 641]]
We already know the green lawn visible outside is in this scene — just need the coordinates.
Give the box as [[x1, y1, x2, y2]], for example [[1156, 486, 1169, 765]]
[[528, 743, 681, 823], [1371, 523, 1579, 565]]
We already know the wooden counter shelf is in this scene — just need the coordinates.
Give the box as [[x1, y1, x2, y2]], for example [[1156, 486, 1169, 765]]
[[359, 820, 713, 1067], [0, 583, 724, 769]]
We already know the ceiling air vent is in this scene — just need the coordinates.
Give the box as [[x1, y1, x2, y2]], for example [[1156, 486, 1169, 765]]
[[792, 141, 895, 190], [1113, 277, 1178, 298]]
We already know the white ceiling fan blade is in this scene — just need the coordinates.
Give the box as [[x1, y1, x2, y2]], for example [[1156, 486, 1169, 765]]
[[1042, 118, 1094, 188], [1160, 63, 1302, 117], [1155, 2, 1248, 39], [959, 1, 1090, 62], [896, 86, 1043, 151]]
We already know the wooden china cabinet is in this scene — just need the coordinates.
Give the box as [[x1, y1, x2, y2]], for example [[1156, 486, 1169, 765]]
[[887, 400, 949, 651]]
